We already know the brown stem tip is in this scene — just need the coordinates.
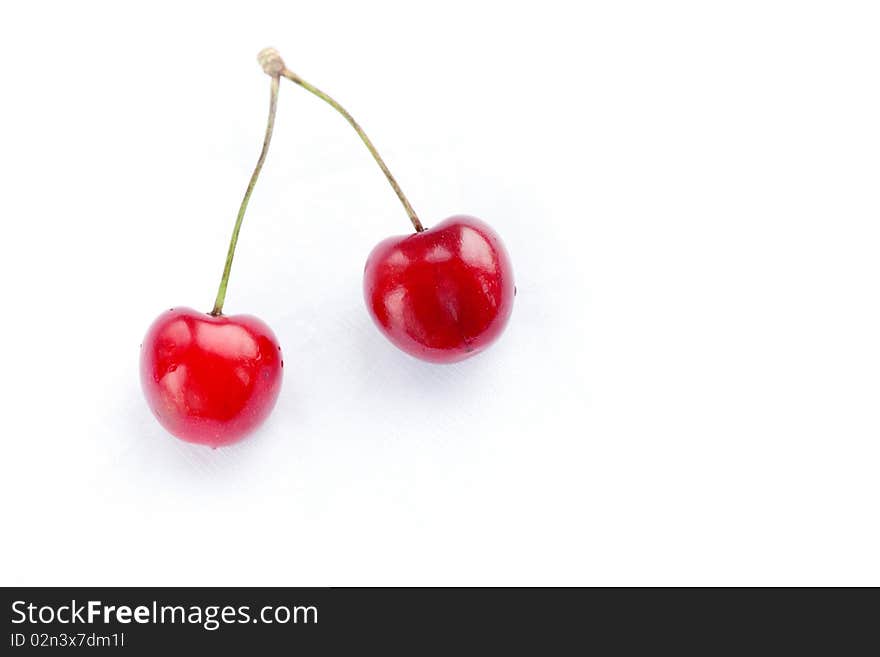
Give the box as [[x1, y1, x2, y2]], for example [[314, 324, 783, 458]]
[[257, 48, 286, 77]]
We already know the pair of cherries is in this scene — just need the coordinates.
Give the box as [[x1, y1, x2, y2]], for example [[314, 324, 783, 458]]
[[140, 49, 515, 447]]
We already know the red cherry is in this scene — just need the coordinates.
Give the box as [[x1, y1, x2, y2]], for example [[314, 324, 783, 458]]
[[141, 52, 287, 445], [274, 52, 516, 362], [364, 216, 514, 363], [140, 308, 283, 446]]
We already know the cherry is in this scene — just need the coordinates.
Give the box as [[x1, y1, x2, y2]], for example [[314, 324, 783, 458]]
[[140, 308, 282, 446], [269, 49, 516, 362], [364, 216, 514, 363], [140, 51, 287, 446]]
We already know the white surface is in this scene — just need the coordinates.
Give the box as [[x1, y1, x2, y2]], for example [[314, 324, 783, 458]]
[[1, 1, 879, 586]]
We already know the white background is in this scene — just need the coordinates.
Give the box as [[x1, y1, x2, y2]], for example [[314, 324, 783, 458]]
[[1, 1, 878, 586]]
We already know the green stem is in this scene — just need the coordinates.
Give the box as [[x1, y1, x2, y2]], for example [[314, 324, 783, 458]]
[[280, 68, 424, 233], [211, 75, 280, 316]]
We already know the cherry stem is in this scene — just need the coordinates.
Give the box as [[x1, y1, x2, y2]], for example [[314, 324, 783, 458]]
[[210, 73, 280, 316], [279, 65, 425, 233]]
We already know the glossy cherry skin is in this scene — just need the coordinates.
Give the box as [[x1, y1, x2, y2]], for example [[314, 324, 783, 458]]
[[363, 215, 514, 363], [139, 307, 283, 446]]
